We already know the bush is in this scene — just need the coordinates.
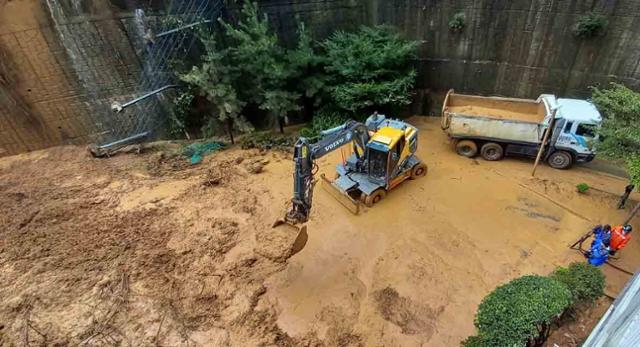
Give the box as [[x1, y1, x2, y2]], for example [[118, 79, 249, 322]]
[[299, 109, 349, 139], [168, 90, 195, 139], [550, 262, 605, 304], [461, 335, 484, 347], [323, 26, 418, 115], [449, 13, 466, 32], [240, 131, 296, 150], [474, 275, 572, 347], [573, 12, 607, 38], [576, 183, 590, 193]]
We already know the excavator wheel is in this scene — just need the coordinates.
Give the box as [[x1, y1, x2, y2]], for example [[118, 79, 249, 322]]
[[364, 189, 386, 207], [410, 163, 428, 179]]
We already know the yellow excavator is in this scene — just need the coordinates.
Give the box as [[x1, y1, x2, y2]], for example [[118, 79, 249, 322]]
[[274, 114, 427, 254]]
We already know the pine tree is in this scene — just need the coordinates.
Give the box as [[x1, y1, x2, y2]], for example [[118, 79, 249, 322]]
[[287, 21, 328, 118], [180, 31, 248, 144], [220, 1, 300, 132], [323, 25, 419, 115]]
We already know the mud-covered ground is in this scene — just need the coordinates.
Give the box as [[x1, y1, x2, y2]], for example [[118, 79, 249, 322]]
[[1, 117, 638, 346], [0, 145, 311, 346]]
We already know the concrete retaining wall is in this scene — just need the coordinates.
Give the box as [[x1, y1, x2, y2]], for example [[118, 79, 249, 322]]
[[1, 0, 639, 155]]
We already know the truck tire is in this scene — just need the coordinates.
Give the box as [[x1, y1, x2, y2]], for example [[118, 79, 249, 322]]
[[480, 142, 504, 161], [364, 189, 386, 207], [456, 140, 478, 158], [410, 163, 428, 179], [547, 151, 573, 169]]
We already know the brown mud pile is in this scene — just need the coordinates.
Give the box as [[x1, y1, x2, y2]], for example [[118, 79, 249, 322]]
[[1, 118, 639, 346], [0, 145, 312, 346]]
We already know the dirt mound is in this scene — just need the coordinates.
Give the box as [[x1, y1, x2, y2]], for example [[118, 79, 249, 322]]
[[373, 287, 443, 337], [146, 150, 192, 177]]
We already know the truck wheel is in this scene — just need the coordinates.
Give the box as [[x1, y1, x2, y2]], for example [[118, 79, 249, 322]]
[[480, 142, 504, 161], [456, 140, 478, 157], [410, 163, 428, 179], [364, 189, 386, 207], [547, 151, 573, 169]]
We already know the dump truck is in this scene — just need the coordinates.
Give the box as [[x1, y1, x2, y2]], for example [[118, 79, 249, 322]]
[[441, 90, 602, 169]]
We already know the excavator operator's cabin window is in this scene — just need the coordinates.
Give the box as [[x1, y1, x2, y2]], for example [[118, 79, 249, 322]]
[[368, 148, 388, 179]]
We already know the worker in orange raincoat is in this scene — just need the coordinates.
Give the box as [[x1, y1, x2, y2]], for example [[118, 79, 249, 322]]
[[610, 225, 632, 255]]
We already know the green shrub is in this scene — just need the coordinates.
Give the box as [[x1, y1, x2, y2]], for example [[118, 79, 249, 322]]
[[461, 335, 485, 347], [576, 183, 590, 193], [240, 131, 296, 150], [299, 109, 349, 139], [550, 262, 605, 304], [449, 13, 466, 33], [474, 275, 572, 347], [168, 90, 195, 139], [573, 12, 607, 38], [323, 26, 418, 114]]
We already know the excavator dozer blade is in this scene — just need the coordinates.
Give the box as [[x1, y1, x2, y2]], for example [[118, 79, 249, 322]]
[[320, 174, 361, 215]]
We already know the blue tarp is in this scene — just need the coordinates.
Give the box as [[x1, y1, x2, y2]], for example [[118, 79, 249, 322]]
[[183, 141, 225, 164]]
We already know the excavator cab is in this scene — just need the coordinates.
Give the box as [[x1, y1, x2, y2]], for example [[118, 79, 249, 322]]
[[366, 126, 412, 188]]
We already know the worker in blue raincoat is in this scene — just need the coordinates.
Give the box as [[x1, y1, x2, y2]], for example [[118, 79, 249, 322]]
[[586, 227, 610, 266]]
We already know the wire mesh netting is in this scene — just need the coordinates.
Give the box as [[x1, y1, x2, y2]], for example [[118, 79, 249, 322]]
[[99, 0, 224, 148]]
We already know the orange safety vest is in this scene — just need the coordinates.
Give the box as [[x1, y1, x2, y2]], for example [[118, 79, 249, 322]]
[[611, 226, 631, 251]]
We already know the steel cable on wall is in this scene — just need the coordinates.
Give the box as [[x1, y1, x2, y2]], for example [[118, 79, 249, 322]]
[[95, 0, 224, 152]]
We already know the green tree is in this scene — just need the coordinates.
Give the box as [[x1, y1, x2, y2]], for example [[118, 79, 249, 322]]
[[550, 262, 605, 304], [323, 25, 419, 115], [180, 31, 248, 144], [472, 275, 572, 347], [287, 21, 328, 118], [591, 83, 640, 183], [220, 1, 299, 133], [591, 83, 640, 221]]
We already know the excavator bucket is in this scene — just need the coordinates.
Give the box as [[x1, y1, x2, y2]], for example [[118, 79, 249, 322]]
[[320, 174, 361, 215], [272, 220, 308, 257]]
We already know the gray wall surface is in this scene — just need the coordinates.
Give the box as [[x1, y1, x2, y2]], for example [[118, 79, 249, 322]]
[[0, 0, 143, 156], [364, 0, 640, 113], [1, 0, 640, 156]]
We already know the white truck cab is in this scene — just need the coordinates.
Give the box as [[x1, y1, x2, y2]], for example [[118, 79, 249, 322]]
[[551, 98, 602, 162]]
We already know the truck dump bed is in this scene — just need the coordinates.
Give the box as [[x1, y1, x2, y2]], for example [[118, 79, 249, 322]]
[[445, 93, 546, 123], [442, 90, 553, 145]]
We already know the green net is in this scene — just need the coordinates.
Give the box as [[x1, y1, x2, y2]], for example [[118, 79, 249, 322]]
[[183, 141, 225, 164]]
